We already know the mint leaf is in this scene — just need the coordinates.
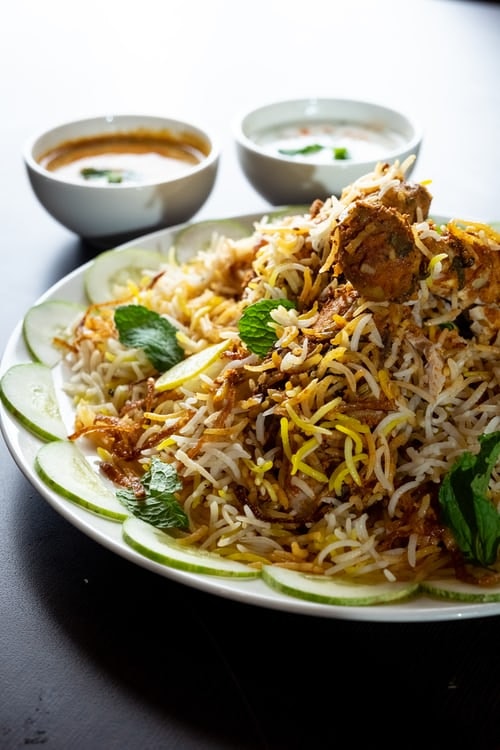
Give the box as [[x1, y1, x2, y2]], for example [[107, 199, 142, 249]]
[[438, 431, 500, 566], [117, 457, 188, 529], [238, 298, 296, 357], [278, 144, 324, 156], [114, 304, 184, 372]]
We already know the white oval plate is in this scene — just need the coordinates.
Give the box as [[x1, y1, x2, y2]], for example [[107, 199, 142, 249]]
[[2, 212, 500, 622]]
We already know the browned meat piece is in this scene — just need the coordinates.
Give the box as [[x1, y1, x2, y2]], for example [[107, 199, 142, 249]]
[[337, 200, 425, 302], [374, 181, 432, 223], [424, 221, 500, 307]]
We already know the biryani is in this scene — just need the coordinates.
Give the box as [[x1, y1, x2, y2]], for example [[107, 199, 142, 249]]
[[61, 156, 500, 585]]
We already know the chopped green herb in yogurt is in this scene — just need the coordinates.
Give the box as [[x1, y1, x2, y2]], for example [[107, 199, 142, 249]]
[[278, 144, 350, 160], [80, 167, 132, 184]]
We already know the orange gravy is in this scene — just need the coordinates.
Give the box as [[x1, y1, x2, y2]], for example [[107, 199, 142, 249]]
[[38, 128, 210, 184]]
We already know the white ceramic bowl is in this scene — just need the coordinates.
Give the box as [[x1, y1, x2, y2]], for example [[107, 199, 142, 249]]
[[234, 98, 422, 205], [24, 114, 220, 247]]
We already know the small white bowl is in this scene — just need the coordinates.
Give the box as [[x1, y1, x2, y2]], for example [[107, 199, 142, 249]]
[[234, 98, 422, 205], [24, 114, 220, 247]]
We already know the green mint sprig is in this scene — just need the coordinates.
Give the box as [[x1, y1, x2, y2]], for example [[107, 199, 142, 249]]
[[117, 457, 188, 530], [114, 304, 184, 372], [439, 431, 500, 567], [238, 298, 296, 357]]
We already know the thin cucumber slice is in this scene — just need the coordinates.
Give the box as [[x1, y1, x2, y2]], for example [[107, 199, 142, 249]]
[[262, 566, 419, 606], [173, 219, 250, 263], [420, 578, 500, 603], [84, 247, 165, 303], [266, 205, 311, 219], [122, 516, 260, 577], [0, 363, 67, 441], [23, 300, 86, 367], [35, 440, 128, 521]]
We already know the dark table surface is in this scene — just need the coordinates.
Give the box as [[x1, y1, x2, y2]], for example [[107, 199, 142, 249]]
[[2, 1, 500, 748]]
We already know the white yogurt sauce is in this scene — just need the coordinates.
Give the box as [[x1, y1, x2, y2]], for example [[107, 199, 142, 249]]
[[254, 120, 407, 163]]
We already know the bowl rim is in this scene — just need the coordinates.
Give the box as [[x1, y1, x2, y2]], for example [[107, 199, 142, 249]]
[[23, 113, 221, 190], [233, 97, 423, 168]]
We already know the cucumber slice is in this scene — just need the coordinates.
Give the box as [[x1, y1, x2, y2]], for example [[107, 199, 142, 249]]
[[84, 247, 165, 303], [420, 578, 500, 603], [262, 566, 419, 606], [267, 205, 311, 219], [0, 363, 67, 441], [35, 440, 128, 521], [23, 300, 86, 367], [155, 339, 230, 391], [173, 219, 250, 263], [122, 516, 260, 577]]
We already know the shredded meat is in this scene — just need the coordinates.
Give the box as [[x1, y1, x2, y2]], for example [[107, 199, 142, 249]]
[[309, 198, 324, 219], [424, 221, 500, 307], [341, 394, 395, 427], [468, 304, 500, 344], [307, 285, 360, 339]]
